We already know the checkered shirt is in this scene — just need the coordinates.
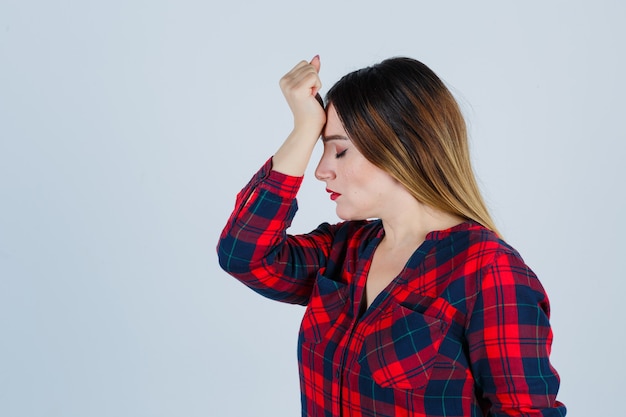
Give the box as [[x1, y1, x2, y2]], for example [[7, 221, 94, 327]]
[[217, 159, 566, 417]]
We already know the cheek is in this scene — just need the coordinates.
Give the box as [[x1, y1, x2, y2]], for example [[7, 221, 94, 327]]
[[342, 160, 363, 179], [345, 164, 372, 189]]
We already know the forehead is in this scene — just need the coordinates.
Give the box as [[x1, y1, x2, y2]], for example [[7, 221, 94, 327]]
[[322, 104, 349, 142]]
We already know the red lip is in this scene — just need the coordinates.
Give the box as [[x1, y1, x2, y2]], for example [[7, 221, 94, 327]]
[[326, 188, 341, 201]]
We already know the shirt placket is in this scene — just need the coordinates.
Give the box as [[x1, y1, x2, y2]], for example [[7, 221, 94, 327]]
[[335, 253, 371, 417], [334, 320, 357, 416]]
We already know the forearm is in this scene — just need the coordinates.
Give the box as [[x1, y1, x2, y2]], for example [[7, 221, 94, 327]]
[[271, 127, 320, 177]]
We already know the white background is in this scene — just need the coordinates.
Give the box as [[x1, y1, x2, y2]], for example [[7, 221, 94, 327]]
[[1, 1, 624, 416]]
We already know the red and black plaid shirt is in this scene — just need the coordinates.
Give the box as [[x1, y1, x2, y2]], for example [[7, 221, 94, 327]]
[[218, 159, 566, 417]]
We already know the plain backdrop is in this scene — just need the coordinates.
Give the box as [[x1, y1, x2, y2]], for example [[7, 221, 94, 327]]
[[1, 1, 624, 416]]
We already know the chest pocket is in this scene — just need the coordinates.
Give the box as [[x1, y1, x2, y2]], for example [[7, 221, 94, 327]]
[[358, 301, 451, 390]]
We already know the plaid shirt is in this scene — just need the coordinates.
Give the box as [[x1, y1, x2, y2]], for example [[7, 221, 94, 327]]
[[218, 159, 566, 417]]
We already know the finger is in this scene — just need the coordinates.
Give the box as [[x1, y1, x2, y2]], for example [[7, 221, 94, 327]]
[[308, 56, 322, 97], [286, 65, 321, 91], [280, 59, 323, 100], [310, 55, 321, 73], [281, 60, 314, 85]]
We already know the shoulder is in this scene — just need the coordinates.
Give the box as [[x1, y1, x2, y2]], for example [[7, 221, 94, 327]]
[[460, 222, 520, 258], [457, 224, 546, 296], [438, 222, 528, 275]]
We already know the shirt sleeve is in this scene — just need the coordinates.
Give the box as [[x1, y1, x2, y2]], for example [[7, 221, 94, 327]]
[[466, 252, 567, 416], [217, 158, 335, 306]]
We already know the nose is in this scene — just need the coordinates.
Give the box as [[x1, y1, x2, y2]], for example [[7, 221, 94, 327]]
[[314, 153, 336, 182]]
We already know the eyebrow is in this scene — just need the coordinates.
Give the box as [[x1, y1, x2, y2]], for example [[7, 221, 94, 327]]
[[321, 134, 349, 143]]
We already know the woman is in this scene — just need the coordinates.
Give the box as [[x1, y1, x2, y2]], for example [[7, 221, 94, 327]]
[[217, 56, 566, 416]]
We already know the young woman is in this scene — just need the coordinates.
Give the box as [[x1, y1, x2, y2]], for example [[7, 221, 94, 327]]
[[217, 56, 566, 416]]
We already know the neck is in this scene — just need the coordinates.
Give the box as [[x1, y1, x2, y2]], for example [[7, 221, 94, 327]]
[[379, 198, 464, 250]]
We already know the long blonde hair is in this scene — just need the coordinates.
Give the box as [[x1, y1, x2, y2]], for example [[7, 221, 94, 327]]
[[326, 57, 499, 236]]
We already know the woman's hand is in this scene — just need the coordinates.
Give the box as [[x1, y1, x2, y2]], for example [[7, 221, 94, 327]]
[[272, 56, 327, 177], [279, 55, 326, 134]]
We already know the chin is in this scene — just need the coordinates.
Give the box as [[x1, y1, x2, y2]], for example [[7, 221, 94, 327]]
[[335, 209, 351, 221], [336, 209, 367, 222]]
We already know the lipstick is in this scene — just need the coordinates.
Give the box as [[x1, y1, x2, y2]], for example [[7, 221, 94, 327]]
[[326, 188, 341, 201]]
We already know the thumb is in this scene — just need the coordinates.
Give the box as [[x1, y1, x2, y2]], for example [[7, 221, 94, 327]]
[[310, 55, 321, 73]]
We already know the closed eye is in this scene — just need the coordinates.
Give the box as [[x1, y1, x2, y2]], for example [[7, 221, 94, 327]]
[[335, 149, 347, 159]]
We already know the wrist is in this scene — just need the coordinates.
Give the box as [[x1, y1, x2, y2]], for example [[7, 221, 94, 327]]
[[290, 126, 322, 143], [292, 107, 325, 134]]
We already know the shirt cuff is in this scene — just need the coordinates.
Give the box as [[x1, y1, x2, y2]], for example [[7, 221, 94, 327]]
[[257, 157, 304, 199]]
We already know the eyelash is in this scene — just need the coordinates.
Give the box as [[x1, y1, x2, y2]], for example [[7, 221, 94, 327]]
[[335, 149, 347, 159]]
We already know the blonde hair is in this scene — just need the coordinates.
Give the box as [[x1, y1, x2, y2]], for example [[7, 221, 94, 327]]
[[326, 57, 499, 236]]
